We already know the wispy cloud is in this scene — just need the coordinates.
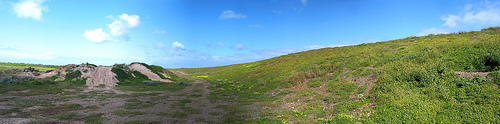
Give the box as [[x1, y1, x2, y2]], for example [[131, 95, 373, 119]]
[[12, 0, 47, 21], [441, 1, 500, 28], [0, 50, 57, 60], [272, 10, 282, 14], [84, 13, 140, 42], [216, 42, 224, 47], [230, 44, 247, 51], [441, 14, 460, 28], [205, 42, 225, 48], [156, 42, 166, 48], [171, 41, 186, 56], [417, 27, 448, 36], [249, 24, 264, 29], [219, 10, 247, 20], [108, 13, 140, 36], [153, 30, 166, 34], [300, 0, 307, 6]]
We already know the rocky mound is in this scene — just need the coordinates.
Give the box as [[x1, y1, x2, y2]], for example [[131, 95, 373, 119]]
[[17, 63, 176, 87]]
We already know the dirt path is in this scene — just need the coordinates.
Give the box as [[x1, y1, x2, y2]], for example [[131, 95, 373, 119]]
[[0, 78, 227, 124]]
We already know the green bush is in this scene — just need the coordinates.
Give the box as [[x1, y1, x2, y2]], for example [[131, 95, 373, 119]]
[[111, 67, 132, 82], [64, 70, 81, 81], [132, 71, 149, 81]]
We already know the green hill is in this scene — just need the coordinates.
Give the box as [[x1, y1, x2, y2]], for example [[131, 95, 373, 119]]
[[173, 27, 500, 123]]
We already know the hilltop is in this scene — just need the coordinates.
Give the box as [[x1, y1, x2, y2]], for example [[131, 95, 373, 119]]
[[173, 27, 500, 123]]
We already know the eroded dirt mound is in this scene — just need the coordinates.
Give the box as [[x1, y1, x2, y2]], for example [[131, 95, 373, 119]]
[[86, 66, 119, 87], [129, 63, 171, 82], [11, 63, 176, 87]]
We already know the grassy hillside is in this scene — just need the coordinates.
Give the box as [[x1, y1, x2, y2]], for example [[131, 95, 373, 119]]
[[173, 27, 500, 123], [0, 62, 59, 72]]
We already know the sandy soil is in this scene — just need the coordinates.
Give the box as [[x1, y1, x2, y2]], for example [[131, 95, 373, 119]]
[[86, 66, 119, 87], [129, 63, 171, 82], [455, 71, 490, 79]]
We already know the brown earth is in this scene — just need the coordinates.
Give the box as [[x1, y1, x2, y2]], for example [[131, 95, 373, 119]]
[[129, 63, 172, 83], [455, 71, 490, 79], [85, 66, 119, 87]]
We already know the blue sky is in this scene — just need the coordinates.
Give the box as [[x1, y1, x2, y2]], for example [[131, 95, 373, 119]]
[[1, 0, 500, 68]]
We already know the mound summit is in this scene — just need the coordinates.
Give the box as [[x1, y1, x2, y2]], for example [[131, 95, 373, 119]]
[[16, 63, 177, 87]]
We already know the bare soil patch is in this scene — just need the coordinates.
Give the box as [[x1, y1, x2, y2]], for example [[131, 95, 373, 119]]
[[455, 71, 489, 79]]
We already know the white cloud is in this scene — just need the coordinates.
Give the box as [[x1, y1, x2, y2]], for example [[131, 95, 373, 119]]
[[12, 0, 47, 20], [219, 10, 247, 20], [230, 44, 247, 51], [441, 2, 500, 28], [417, 27, 448, 36], [171, 41, 186, 56], [300, 0, 307, 6], [108, 20, 126, 36], [119, 13, 140, 27], [172, 41, 185, 49], [441, 14, 460, 28], [84, 28, 110, 42], [107, 13, 140, 36], [84, 13, 140, 42]]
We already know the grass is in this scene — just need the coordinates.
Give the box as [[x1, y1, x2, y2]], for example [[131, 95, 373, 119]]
[[173, 27, 500, 123], [116, 83, 187, 91], [124, 120, 161, 124], [0, 62, 59, 72], [83, 113, 106, 124], [55, 113, 76, 120], [0, 107, 21, 115], [113, 110, 146, 117], [34, 103, 83, 116]]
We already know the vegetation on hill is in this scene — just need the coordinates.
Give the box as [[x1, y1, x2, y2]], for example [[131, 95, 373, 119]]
[[133, 62, 182, 81], [173, 27, 500, 123], [112, 64, 151, 85], [0, 62, 59, 72]]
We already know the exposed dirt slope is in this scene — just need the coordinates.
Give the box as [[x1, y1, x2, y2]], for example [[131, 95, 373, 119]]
[[86, 66, 119, 87], [13, 63, 175, 87], [129, 63, 171, 82]]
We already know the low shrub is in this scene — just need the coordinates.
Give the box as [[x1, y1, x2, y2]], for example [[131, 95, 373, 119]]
[[64, 70, 81, 81]]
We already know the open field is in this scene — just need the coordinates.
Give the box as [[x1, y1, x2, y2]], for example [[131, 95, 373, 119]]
[[0, 77, 241, 124]]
